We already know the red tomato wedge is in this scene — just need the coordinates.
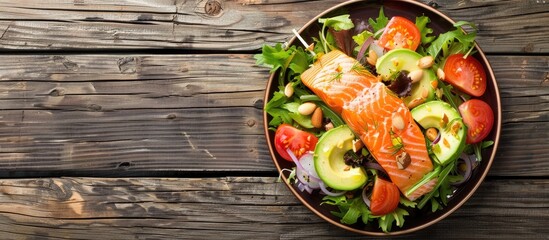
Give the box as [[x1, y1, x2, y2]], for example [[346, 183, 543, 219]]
[[274, 124, 318, 162], [459, 99, 494, 144], [370, 177, 400, 216], [443, 54, 487, 97], [378, 16, 421, 51]]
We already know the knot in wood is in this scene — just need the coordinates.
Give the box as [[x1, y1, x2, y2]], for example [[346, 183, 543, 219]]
[[246, 119, 256, 127], [49, 88, 65, 97], [88, 104, 102, 111], [205, 0, 222, 16]]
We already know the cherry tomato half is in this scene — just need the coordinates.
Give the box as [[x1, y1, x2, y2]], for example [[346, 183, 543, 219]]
[[443, 54, 487, 97], [370, 177, 400, 216], [378, 16, 421, 51], [458, 99, 494, 144], [274, 124, 318, 162]]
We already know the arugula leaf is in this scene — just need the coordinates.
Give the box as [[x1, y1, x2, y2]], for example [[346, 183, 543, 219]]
[[399, 197, 417, 208], [471, 140, 493, 161], [418, 163, 454, 209], [430, 198, 441, 212], [481, 140, 495, 149], [323, 194, 412, 232], [377, 208, 409, 232], [322, 195, 372, 225], [266, 106, 292, 127], [265, 90, 287, 111], [342, 197, 371, 225], [438, 79, 463, 110], [368, 7, 389, 33], [264, 90, 292, 127], [416, 15, 435, 45], [426, 21, 477, 59]]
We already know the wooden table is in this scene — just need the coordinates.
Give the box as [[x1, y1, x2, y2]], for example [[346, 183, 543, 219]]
[[0, 0, 547, 239]]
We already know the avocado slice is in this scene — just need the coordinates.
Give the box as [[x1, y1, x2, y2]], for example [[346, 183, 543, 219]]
[[314, 125, 367, 190], [411, 101, 467, 165], [376, 48, 437, 108]]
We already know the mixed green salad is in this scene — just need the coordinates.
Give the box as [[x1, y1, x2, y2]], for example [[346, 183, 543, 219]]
[[256, 8, 495, 232]]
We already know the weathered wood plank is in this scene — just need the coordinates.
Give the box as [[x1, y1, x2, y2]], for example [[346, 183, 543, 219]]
[[0, 54, 546, 176], [0, 177, 545, 239], [0, 0, 547, 53]]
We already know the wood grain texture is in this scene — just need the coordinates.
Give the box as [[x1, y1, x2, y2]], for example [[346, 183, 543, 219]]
[[0, 54, 547, 176], [0, 54, 270, 173], [0, 0, 547, 53], [0, 177, 545, 239]]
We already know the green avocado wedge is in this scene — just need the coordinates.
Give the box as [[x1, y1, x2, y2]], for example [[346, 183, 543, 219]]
[[314, 125, 367, 190], [376, 48, 437, 108], [411, 101, 467, 165]]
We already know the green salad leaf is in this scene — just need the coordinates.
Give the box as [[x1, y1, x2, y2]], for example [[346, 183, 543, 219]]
[[319, 14, 354, 31], [368, 7, 389, 33], [426, 21, 477, 60], [254, 43, 291, 73], [322, 195, 372, 225], [318, 14, 354, 54], [282, 102, 314, 129], [352, 30, 374, 46], [377, 208, 409, 232], [416, 15, 436, 45]]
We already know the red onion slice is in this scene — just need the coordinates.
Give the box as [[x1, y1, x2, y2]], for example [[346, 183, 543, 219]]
[[297, 181, 314, 194], [287, 149, 320, 190], [298, 153, 321, 181], [319, 181, 346, 197], [361, 186, 371, 208], [370, 42, 385, 60], [356, 36, 374, 62], [451, 153, 474, 186], [364, 162, 387, 176], [431, 131, 441, 145]]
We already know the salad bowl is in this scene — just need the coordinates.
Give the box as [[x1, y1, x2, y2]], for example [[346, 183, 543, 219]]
[[262, 0, 501, 235]]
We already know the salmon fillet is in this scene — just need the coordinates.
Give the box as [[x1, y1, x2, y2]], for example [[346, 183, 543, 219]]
[[301, 50, 435, 200]]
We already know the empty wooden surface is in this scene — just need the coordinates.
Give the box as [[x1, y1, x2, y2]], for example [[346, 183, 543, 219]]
[[0, 0, 547, 239]]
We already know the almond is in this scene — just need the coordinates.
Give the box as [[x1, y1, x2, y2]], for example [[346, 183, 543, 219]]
[[407, 98, 426, 109], [367, 49, 378, 66], [418, 56, 434, 69], [297, 102, 317, 115], [352, 139, 363, 152], [325, 122, 334, 131], [284, 83, 294, 97], [437, 68, 446, 80], [426, 128, 439, 142], [311, 107, 323, 128], [408, 69, 424, 83]]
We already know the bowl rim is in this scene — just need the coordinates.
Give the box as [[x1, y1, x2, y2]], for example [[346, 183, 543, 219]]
[[262, 0, 502, 236]]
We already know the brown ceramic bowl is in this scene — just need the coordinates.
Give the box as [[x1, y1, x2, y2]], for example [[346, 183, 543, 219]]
[[263, 0, 501, 236]]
